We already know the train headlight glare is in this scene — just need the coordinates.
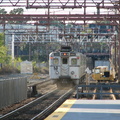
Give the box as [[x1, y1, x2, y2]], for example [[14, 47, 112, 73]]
[[56, 71, 59, 74], [71, 71, 74, 75]]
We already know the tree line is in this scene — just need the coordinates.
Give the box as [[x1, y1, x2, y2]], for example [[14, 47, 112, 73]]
[[0, 8, 24, 14]]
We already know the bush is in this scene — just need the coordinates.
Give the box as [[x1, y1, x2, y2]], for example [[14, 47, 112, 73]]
[[0, 57, 22, 74], [0, 65, 20, 74], [33, 66, 49, 74]]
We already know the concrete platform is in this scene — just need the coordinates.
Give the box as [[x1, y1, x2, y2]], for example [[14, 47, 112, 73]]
[[45, 100, 120, 120]]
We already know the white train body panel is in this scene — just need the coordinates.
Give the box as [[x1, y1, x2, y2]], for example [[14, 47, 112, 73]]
[[49, 48, 87, 85]]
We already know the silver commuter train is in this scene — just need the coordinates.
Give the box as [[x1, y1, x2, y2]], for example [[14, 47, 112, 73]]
[[49, 46, 87, 88]]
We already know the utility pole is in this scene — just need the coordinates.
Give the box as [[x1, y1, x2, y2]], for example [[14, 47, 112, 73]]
[[118, 18, 120, 82], [117, 0, 120, 82], [12, 34, 14, 60]]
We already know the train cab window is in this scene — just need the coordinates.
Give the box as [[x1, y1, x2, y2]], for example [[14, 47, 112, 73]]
[[53, 58, 59, 65], [71, 58, 77, 65], [62, 58, 68, 64], [95, 69, 100, 74]]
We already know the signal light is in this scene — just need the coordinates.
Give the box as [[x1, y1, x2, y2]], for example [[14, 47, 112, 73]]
[[63, 53, 67, 56], [50, 57, 53, 59]]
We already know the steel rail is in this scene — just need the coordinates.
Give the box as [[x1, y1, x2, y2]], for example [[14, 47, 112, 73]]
[[92, 88, 97, 100], [31, 88, 73, 120], [27, 78, 51, 87], [77, 84, 120, 99], [0, 89, 57, 120], [109, 88, 116, 100], [0, 88, 73, 120]]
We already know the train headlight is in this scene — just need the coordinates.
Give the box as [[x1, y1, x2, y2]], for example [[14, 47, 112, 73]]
[[71, 71, 74, 75], [56, 71, 59, 74]]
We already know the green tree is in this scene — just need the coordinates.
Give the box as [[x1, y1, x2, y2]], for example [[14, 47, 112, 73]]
[[0, 33, 9, 64], [0, 8, 7, 14], [0, 46, 7, 63], [9, 8, 24, 24], [0, 8, 7, 24], [0, 33, 4, 46], [9, 8, 24, 14]]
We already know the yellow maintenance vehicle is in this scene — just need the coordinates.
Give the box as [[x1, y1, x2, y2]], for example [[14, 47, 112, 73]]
[[92, 66, 115, 82]]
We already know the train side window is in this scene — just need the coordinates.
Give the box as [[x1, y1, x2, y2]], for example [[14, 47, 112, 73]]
[[62, 58, 67, 64], [71, 58, 77, 65], [53, 58, 59, 65]]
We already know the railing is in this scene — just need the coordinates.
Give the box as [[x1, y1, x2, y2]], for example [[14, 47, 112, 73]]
[[76, 84, 120, 99]]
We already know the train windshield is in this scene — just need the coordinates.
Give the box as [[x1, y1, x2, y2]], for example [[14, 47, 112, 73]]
[[71, 58, 77, 65], [53, 58, 59, 65], [62, 58, 68, 64], [95, 68, 100, 74]]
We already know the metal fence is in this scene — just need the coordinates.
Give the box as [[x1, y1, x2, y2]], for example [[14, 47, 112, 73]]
[[76, 84, 120, 99], [0, 77, 27, 109]]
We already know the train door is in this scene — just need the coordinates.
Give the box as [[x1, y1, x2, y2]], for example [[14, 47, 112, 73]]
[[61, 57, 69, 76]]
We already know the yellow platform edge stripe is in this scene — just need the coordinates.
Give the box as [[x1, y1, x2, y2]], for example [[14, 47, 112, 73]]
[[44, 99, 76, 120]]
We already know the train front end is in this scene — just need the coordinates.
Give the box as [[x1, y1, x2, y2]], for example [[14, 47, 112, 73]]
[[49, 46, 82, 88]]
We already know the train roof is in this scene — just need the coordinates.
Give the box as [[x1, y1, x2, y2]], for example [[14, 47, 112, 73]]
[[60, 46, 72, 52]]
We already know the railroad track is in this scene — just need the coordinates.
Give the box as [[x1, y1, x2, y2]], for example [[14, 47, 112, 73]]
[[27, 77, 57, 97], [0, 89, 73, 120], [92, 85, 117, 100], [76, 83, 120, 100], [0, 79, 56, 116]]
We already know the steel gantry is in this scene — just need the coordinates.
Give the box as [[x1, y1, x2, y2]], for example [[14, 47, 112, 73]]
[[0, 14, 120, 22], [0, 0, 119, 9], [0, 0, 120, 80]]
